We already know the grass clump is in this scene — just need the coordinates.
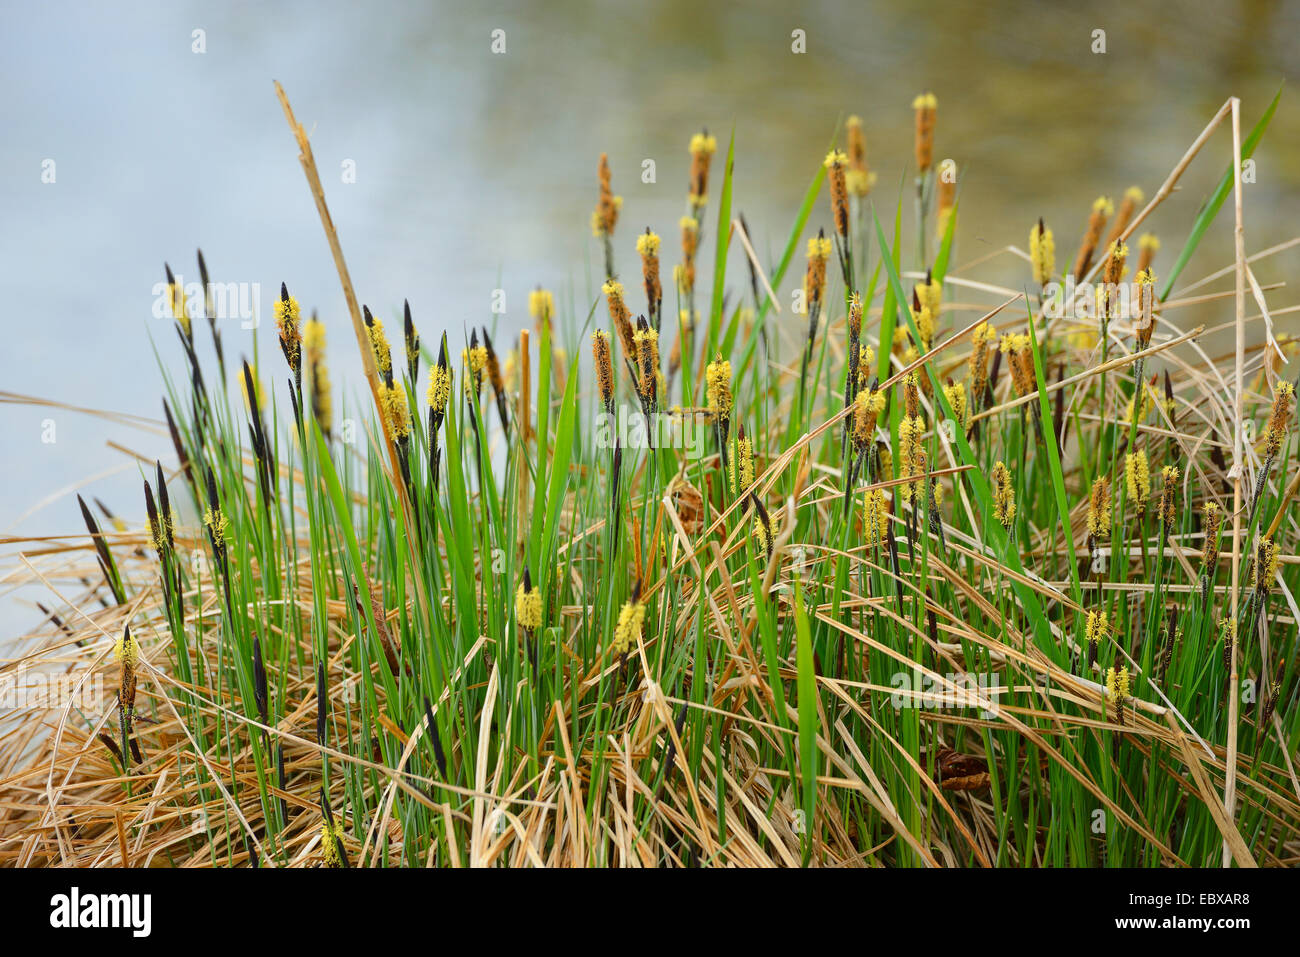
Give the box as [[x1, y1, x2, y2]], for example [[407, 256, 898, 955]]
[[2, 86, 1298, 868]]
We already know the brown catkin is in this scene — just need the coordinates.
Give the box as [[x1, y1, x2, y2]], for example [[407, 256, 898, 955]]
[[1073, 196, 1113, 282]]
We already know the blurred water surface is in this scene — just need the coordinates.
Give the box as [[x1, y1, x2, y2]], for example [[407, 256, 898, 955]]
[[2, 0, 1298, 631]]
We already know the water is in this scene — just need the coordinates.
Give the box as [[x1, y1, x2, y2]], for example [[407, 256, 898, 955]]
[[3, 0, 1298, 633]]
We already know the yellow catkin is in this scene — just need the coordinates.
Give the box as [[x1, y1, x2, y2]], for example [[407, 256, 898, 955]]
[[863, 487, 890, 547], [427, 363, 450, 415], [1158, 465, 1179, 527], [968, 322, 997, 401], [1074, 195, 1114, 281], [304, 318, 332, 434], [113, 629, 139, 667], [637, 229, 662, 312], [1000, 333, 1034, 398], [912, 92, 937, 174], [753, 510, 775, 558], [898, 414, 926, 503], [1030, 219, 1055, 286], [529, 288, 555, 332], [321, 821, 346, 868], [611, 598, 646, 655], [853, 388, 886, 451], [592, 330, 614, 410], [824, 149, 850, 238], [379, 383, 411, 438], [1264, 381, 1294, 458], [992, 460, 1015, 529], [203, 506, 228, 548], [275, 290, 302, 372], [856, 345, 877, 389], [633, 324, 659, 404], [1105, 665, 1130, 707], [1105, 186, 1144, 249], [678, 216, 699, 296], [1086, 610, 1108, 648], [516, 583, 542, 630], [730, 427, 755, 496], [1135, 233, 1160, 275], [1253, 537, 1280, 591], [367, 316, 392, 377], [706, 356, 733, 418], [803, 234, 831, 312], [1097, 240, 1129, 319], [1134, 268, 1157, 347], [688, 130, 717, 206], [167, 271, 191, 339], [1087, 477, 1111, 542], [592, 152, 622, 237], [1125, 450, 1150, 513], [942, 381, 968, 429], [845, 115, 876, 197], [462, 345, 488, 395], [937, 163, 956, 237], [1201, 502, 1222, 575]]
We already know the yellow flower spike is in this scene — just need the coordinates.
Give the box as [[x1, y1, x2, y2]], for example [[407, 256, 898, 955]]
[[203, 506, 229, 549], [593, 152, 620, 237], [365, 314, 392, 377], [845, 115, 876, 197], [1158, 465, 1179, 527], [730, 425, 755, 496], [824, 150, 850, 238], [1125, 450, 1150, 513], [529, 288, 555, 328], [688, 129, 717, 206], [706, 356, 733, 418], [1030, 218, 1055, 286], [320, 821, 347, 868], [611, 596, 646, 656], [911, 92, 937, 174], [379, 383, 411, 438], [112, 628, 139, 667], [1086, 477, 1111, 542], [1264, 381, 1294, 459], [592, 330, 614, 411], [1201, 502, 1222, 576], [1105, 664, 1131, 706], [516, 581, 542, 630], [1253, 537, 1280, 592], [863, 487, 890, 547], [427, 363, 450, 414], [992, 460, 1016, 529], [942, 381, 968, 430], [1086, 610, 1108, 648]]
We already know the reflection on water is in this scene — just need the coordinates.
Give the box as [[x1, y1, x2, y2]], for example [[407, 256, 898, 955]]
[[2, 0, 1297, 630]]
